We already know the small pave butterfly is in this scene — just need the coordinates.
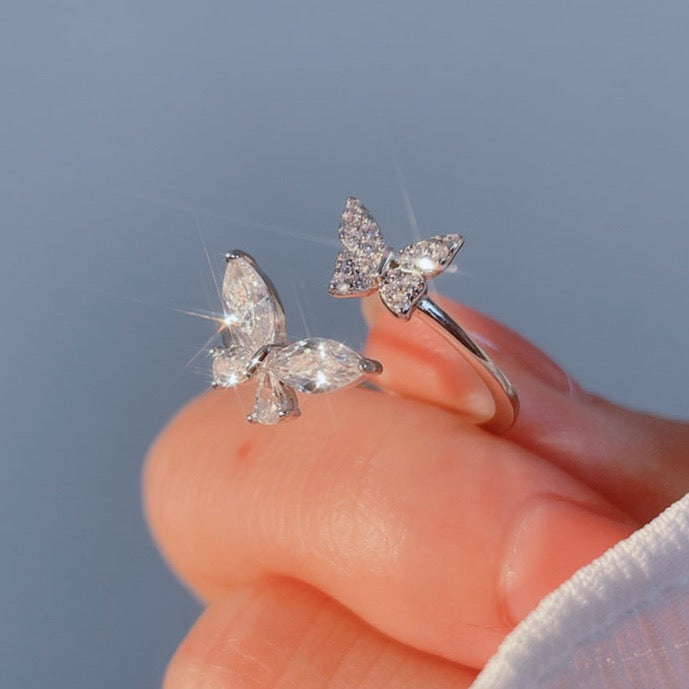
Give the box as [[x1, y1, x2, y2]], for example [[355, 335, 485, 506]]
[[329, 197, 464, 319], [211, 250, 382, 425]]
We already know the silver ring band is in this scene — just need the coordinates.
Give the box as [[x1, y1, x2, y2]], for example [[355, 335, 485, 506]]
[[415, 297, 518, 432]]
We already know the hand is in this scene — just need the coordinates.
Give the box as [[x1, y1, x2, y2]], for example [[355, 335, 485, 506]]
[[144, 295, 689, 688]]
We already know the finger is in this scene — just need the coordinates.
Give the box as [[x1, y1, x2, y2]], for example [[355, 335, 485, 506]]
[[362, 295, 689, 522], [165, 579, 476, 689], [144, 385, 635, 668]]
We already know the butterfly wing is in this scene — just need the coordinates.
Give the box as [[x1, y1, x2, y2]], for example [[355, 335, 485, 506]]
[[397, 234, 464, 279], [379, 234, 463, 319], [247, 369, 300, 424], [379, 266, 427, 319], [212, 251, 287, 389], [211, 345, 252, 388], [338, 197, 387, 257], [221, 250, 287, 351], [329, 197, 387, 298], [329, 249, 381, 297], [268, 337, 381, 393]]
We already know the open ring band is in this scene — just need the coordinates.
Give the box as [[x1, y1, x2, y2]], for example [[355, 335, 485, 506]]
[[415, 296, 518, 432]]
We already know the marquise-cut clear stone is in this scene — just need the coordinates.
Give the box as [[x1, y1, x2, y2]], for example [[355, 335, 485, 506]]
[[212, 346, 251, 387], [329, 250, 380, 296], [248, 371, 300, 425], [269, 338, 365, 393], [379, 267, 426, 318], [397, 234, 463, 277], [222, 255, 285, 351], [338, 197, 387, 259]]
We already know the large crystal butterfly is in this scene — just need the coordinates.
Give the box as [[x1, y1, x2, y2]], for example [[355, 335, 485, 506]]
[[211, 250, 382, 424], [329, 197, 464, 319]]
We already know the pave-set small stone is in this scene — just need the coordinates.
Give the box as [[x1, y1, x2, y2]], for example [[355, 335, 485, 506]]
[[329, 197, 464, 319], [211, 251, 382, 425]]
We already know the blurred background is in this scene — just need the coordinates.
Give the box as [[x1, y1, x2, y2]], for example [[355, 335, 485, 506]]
[[2, 1, 688, 686]]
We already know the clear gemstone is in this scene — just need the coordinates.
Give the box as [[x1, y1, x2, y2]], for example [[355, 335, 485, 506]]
[[212, 346, 251, 387], [222, 255, 285, 351], [248, 371, 300, 425], [379, 267, 426, 318], [338, 197, 387, 259], [397, 234, 464, 278], [329, 250, 380, 296], [269, 338, 366, 393]]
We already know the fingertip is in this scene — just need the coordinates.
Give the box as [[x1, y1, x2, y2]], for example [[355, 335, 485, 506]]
[[142, 384, 453, 600], [142, 387, 262, 595]]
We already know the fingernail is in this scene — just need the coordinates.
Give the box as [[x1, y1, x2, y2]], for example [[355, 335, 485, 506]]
[[500, 496, 634, 625]]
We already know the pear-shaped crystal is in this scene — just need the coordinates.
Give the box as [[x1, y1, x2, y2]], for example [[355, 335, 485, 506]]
[[248, 371, 300, 424], [269, 338, 366, 393], [222, 254, 286, 351], [211, 346, 251, 388]]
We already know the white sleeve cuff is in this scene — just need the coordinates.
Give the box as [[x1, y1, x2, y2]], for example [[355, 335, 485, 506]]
[[472, 492, 689, 689]]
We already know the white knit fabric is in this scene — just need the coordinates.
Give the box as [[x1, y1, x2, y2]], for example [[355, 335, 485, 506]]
[[471, 493, 689, 689]]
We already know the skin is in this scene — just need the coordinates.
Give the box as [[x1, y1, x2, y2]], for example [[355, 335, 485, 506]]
[[144, 295, 689, 689]]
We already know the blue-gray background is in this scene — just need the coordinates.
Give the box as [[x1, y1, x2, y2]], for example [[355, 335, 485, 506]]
[[2, 2, 688, 687]]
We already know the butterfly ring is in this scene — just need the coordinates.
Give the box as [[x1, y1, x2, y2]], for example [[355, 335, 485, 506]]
[[211, 250, 383, 424], [329, 197, 519, 433]]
